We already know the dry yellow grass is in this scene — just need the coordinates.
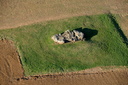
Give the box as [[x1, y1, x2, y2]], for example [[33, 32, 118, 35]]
[[0, 0, 128, 29], [0, 0, 128, 85], [116, 15, 128, 37]]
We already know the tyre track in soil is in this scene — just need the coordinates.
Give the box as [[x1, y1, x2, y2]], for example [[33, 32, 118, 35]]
[[1, 0, 128, 85], [0, 39, 24, 85], [13, 69, 128, 85], [0, 39, 128, 85]]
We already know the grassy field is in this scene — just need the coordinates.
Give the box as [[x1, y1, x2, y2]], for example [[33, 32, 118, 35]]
[[0, 14, 128, 76]]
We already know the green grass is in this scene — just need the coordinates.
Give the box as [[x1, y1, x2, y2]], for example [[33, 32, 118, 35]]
[[0, 14, 128, 76]]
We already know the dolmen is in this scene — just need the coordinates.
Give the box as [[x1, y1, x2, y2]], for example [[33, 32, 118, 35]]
[[51, 30, 84, 44]]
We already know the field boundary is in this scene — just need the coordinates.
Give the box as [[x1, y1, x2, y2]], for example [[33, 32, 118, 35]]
[[108, 14, 128, 47], [17, 66, 128, 81]]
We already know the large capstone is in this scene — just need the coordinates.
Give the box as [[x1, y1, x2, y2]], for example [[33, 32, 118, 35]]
[[51, 30, 84, 44]]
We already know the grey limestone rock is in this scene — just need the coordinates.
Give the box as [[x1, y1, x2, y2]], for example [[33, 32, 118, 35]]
[[51, 30, 84, 44]]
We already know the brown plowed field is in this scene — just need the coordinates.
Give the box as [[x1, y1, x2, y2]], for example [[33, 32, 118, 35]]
[[0, 0, 128, 85], [0, 0, 128, 30], [13, 69, 128, 85], [0, 40, 128, 85], [0, 39, 24, 85]]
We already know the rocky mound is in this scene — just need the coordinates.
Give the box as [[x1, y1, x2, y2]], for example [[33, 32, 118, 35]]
[[51, 30, 84, 44]]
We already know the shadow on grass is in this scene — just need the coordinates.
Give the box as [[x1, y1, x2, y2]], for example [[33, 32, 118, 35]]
[[108, 14, 128, 47], [75, 27, 98, 40]]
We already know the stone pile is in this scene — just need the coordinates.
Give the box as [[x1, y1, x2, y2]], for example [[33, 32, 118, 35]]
[[51, 30, 84, 44]]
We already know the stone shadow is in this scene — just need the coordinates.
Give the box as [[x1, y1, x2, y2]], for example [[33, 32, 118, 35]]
[[74, 27, 98, 40]]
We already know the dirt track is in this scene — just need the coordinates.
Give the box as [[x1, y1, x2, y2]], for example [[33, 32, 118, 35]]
[[0, 40, 128, 85], [0, 0, 128, 29]]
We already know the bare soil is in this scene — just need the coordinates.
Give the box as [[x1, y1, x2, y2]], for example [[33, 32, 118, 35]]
[[0, 0, 128, 30], [0, 0, 128, 85], [0, 40, 128, 85], [0, 39, 24, 85], [14, 68, 128, 85]]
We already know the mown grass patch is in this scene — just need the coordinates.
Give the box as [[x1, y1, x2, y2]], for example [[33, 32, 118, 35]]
[[0, 14, 128, 76]]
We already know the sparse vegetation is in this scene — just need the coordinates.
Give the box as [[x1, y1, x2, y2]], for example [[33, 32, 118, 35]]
[[0, 14, 128, 76]]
